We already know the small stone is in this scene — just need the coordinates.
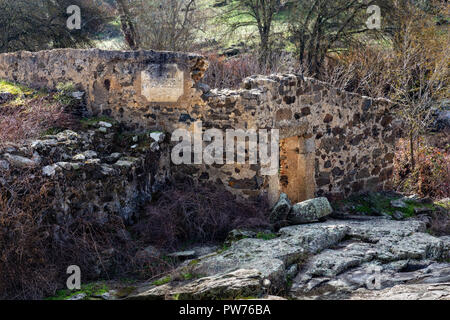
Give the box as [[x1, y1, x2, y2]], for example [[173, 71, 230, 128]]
[[191, 246, 219, 257], [0, 160, 9, 170], [150, 132, 165, 143], [100, 164, 115, 176], [131, 144, 138, 149], [263, 279, 272, 287], [391, 199, 407, 208], [56, 162, 72, 170], [70, 162, 83, 170], [393, 211, 405, 220], [72, 154, 86, 161], [105, 153, 122, 164], [32, 139, 57, 150], [4, 153, 37, 168], [414, 207, 433, 215], [287, 264, 298, 279], [270, 193, 292, 223], [226, 229, 257, 244], [56, 130, 78, 141], [98, 121, 112, 128], [71, 91, 84, 100], [68, 293, 86, 300], [99, 292, 114, 300], [30, 140, 43, 149], [83, 150, 98, 159], [150, 142, 160, 152], [42, 164, 59, 177], [114, 160, 133, 168], [85, 158, 100, 165], [168, 251, 197, 260], [98, 127, 107, 133]]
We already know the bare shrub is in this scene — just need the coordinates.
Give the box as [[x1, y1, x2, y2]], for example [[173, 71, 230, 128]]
[[316, 46, 396, 98], [0, 95, 75, 146], [0, 168, 269, 299], [126, 0, 205, 52], [393, 138, 450, 199], [132, 180, 271, 250], [0, 168, 171, 300], [202, 51, 298, 89], [428, 208, 450, 237]]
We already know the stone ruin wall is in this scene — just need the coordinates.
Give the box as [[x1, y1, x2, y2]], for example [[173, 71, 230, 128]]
[[0, 49, 401, 205]]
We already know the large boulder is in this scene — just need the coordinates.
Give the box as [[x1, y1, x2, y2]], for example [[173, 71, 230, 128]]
[[289, 197, 333, 224]]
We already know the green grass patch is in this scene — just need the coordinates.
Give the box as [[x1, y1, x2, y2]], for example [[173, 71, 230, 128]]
[[80, 116, 116, 128], [217, 243, 231, 254], [0, 79, 35, 96], [341, 192, 437, 218], [188, 259, 200, 266], [45, 283, 109, 300], [256, 232, 277, 241], [0, 79, 46, 104], [152, 276, 172, 286], [182, 273, 195, 281]]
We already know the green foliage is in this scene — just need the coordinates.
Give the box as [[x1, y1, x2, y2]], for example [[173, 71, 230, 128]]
[[80, 116, 116, 128], [182, 273, 195, 281], [188, 259, 200, 266], [0, 79, 45, 104], [152, 276, 172, 286], [0, 79, 33, 96], [54, 82, 77, 105], [46, 283, 109, 300], [256, 232, 277, 241], [341, 192, 437, 218], [217, 243, 231, 254]]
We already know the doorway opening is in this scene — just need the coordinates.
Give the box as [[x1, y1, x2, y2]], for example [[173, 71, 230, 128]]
[[279, 136, 315, 204]]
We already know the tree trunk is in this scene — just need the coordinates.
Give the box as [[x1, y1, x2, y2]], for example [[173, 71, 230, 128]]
[[116, 0, 140, 50], [259, 32, 270, 68], [410, 131, 415, 170]]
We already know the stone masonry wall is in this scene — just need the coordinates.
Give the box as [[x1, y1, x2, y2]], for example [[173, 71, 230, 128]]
[[0, 49, 401, 204], [0, 49, 207, 131], [173, 74, 401, 203]]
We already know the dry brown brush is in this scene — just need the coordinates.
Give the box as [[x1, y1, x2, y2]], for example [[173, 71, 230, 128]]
[[132, 180, 271, 250]]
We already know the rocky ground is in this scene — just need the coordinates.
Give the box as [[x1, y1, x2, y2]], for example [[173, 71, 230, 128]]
[[123, 215, 449, 300], [40, 191, 449, 301]]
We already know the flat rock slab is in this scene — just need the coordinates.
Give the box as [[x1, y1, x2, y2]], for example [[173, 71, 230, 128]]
[[290, 219, 448, 298], [349, 283, 450, 300], [128, 269, 264, 300]]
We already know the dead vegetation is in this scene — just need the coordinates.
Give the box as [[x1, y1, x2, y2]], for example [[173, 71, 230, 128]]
[[0, 91, 76, 147], [0, 166, 270, 299], [132, 180, 271, 250]]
